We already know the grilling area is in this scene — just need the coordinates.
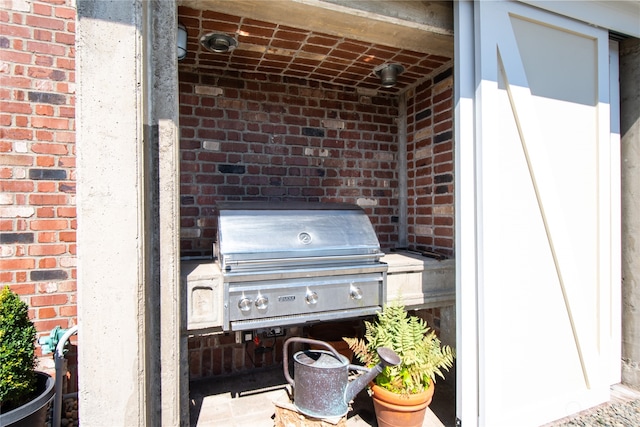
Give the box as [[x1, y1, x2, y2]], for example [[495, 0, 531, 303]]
[[184, 201, 454, 335], [177, 1, 456, 425], [184, 202, 455, 426]]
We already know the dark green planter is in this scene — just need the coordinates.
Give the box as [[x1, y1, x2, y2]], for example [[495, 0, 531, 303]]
[[0, 371, 55, 427]]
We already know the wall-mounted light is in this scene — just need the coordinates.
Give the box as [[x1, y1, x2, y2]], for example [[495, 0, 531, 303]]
[[177, 23, 187, 61], [374, 63, 405, 88], [200, 33, 238, 53]]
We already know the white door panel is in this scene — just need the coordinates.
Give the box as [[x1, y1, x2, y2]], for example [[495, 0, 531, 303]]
[[460, 1, 616, 426]]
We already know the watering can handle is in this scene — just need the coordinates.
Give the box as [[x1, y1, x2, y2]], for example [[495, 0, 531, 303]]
[[282, 337, 346, 387]]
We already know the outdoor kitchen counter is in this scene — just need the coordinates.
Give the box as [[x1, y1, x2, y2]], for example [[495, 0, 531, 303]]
[[183, 260, 224, 332], [183, 252, 454, 333], [381, 251, 455, 310]]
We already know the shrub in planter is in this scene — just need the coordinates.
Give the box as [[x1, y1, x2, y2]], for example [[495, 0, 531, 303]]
[[344, 303, 455, 427], [0, 286, 38, 412], [344, 303, 455, 395]]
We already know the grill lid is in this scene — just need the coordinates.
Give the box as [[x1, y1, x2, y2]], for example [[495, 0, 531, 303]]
[[215, 201, 383, 272]]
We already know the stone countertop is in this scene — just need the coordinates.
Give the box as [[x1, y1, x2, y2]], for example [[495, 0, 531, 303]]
[[381, 251, 455, 309]]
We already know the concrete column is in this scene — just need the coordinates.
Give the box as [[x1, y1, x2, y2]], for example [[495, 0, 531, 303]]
[[146, 3, 188, 425], [620, 37, 640, 388], [76, 1, 152, 424], [76, 1, 183, 425]]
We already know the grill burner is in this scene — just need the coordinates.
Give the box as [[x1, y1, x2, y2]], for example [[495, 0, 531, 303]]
[[215, 202, 388, 331]]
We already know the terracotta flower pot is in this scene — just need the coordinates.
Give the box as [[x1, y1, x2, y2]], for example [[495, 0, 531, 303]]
[[308, 321, 358, 362], [370, 381, 435, 427]]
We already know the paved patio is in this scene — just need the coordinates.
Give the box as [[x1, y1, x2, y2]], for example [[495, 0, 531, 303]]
[[189, 364, 455, 427]]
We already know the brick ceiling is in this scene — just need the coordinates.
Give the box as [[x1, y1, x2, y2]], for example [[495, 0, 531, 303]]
[[178, 6, 452, 93]]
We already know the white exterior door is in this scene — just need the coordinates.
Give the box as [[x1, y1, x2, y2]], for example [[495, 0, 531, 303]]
[[455, 1, 619, 426]]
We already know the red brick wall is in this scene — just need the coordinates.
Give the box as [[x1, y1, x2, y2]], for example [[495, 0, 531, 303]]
[[189, 330, 292, 378], [0, 0, 77, 343], [179, 71, 401, 256], [188, 314, 443, 380], [406, 66, 454, 257]]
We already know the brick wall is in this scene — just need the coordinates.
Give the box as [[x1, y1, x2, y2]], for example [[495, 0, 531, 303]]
[[406, 66, 454, 257], [188, 313, 444, 380], [179, 72, 401, 256], [189, 328, 296, 379], [178, 65, 455, 260], [0, 0, 77, 346]]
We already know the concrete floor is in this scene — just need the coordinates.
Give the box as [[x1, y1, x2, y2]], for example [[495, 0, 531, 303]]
[[189, 364, 457, 427], [188, 363, 640, 427]]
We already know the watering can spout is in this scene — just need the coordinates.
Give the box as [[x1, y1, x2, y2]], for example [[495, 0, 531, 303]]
[[344, 347, 401, 404]]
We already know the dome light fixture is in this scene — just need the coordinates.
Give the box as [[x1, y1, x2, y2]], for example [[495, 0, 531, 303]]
[[177, 24, 188, 61], [200, 33, 238, 53], [374, 63, 405, 88]]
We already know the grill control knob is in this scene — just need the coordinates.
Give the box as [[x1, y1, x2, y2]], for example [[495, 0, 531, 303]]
[[350, 285, 363, 300], [305, 291, 318, 305], [255, 296, 268, 310], [238, 298, 252, 312]]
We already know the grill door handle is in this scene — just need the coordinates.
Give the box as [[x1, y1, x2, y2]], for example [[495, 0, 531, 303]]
[[226, 253, 384, 270]]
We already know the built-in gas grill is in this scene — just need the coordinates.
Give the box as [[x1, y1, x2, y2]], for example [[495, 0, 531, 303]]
[[215, 201, 387, 331]]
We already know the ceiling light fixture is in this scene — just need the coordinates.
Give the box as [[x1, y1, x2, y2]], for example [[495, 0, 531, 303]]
[[200, 33, 238, 53], [374, 63, 405, 88], [177, 24, 187, 61]]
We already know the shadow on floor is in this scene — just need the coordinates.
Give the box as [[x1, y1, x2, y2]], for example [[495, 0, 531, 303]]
[[189, 365, 289, 426], [430, 363, 457, 427]]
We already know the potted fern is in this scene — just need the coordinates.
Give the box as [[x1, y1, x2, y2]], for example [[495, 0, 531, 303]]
[[0, 286, 55, 426], [344, 302, 454, 427]]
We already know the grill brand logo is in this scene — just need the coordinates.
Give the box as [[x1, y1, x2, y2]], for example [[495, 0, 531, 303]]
[[278, 295, 296, 302], [298, 232, 312, 245]]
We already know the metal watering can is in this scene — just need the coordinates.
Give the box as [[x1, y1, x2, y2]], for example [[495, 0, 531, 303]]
[[283, 337, 401, 418]]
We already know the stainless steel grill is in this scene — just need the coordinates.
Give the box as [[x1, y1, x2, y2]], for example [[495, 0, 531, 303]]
[[215, 201, 387, 331]]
